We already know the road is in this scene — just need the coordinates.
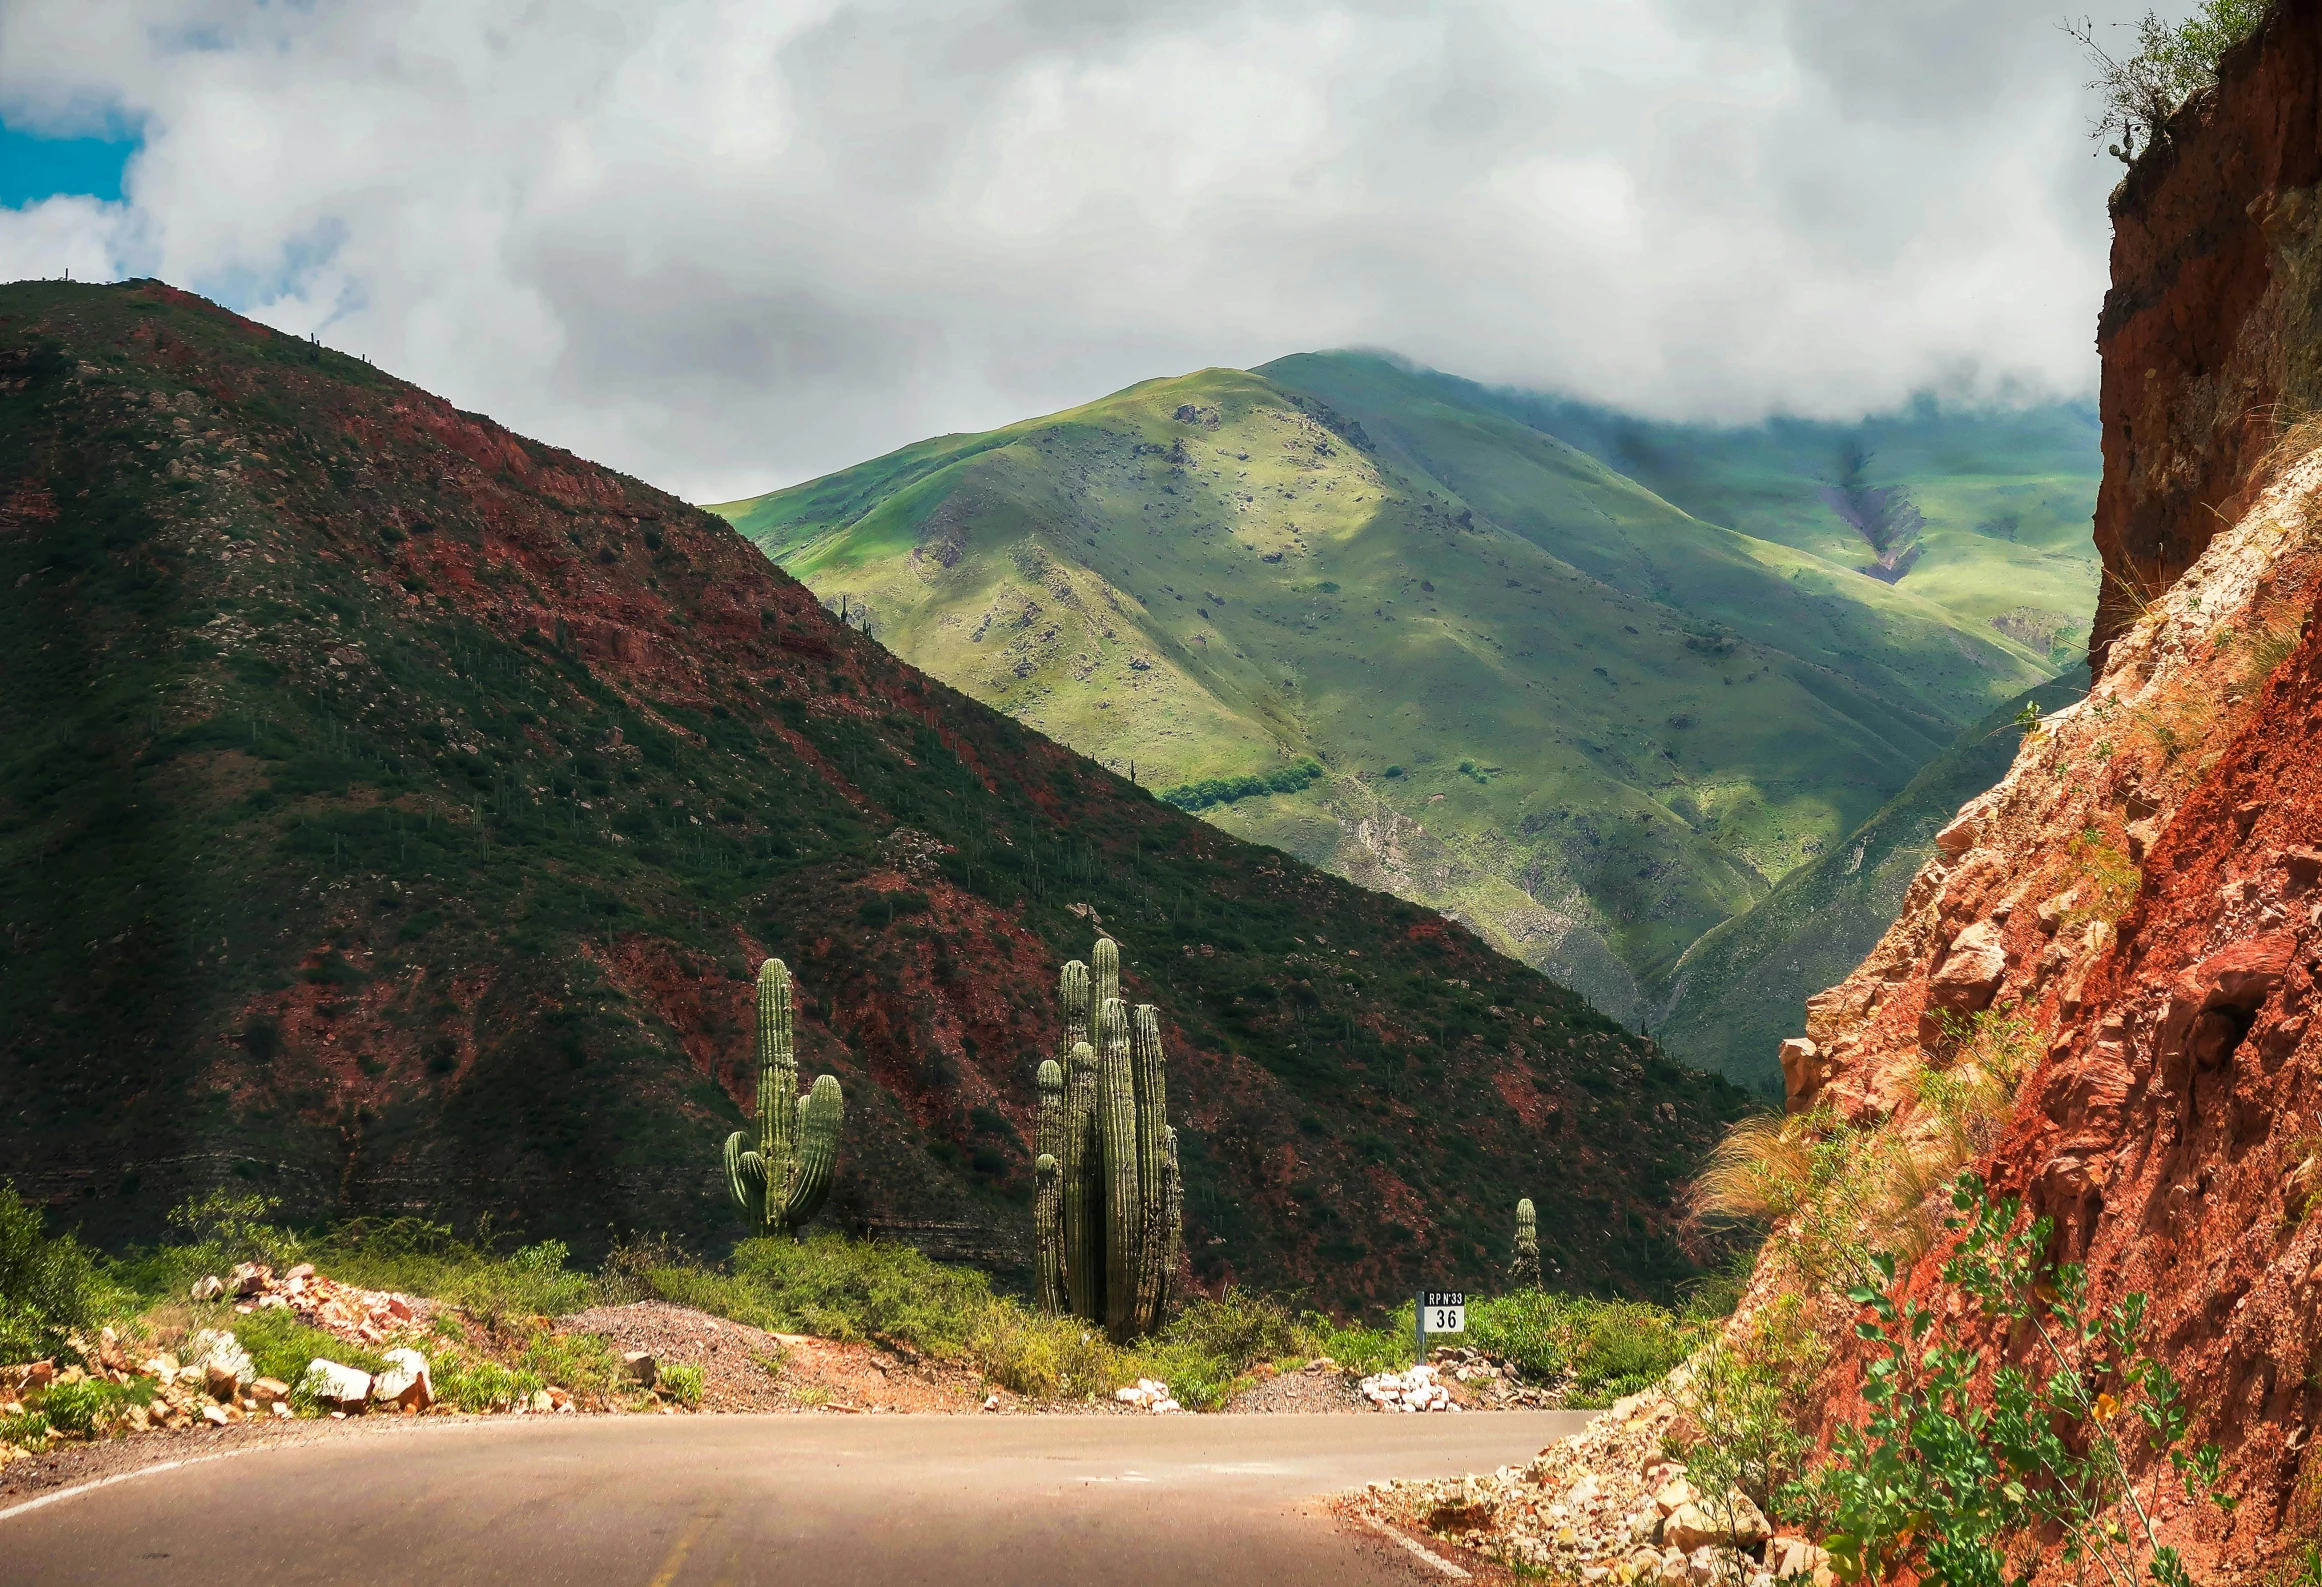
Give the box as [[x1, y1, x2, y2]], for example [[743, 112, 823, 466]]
[[0, 1411, 1585, 1586]]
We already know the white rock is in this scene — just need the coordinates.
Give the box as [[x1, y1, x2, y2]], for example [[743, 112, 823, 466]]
[[372, 1348, 432, 1411], [301, 1359, 374, 1413], [189, 1275, 226, 1302], [184, 1330, 255, 1387]]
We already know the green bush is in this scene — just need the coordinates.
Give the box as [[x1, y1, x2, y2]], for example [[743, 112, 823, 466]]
[[2070, 0, 2270, 164], [0, 1182, 97, 1363], [652, 1233, 998, 1352], [1463, 1291, 1702, 1406], [1812, 1174, 2235, 1587], [660, 1363, 704, 1407], [40, 1376, 153, 1436], [0, 1409, 51, 1450]]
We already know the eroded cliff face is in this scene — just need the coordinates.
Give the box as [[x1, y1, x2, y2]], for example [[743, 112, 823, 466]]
[[2092, 0, 2322, 663], [1747, 12, 2322, 1574]]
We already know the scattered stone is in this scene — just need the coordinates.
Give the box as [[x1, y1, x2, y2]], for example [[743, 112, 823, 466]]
[[620, 1350, 658, 1388], [249, 1376, 291, 1407], [372, 1349, 433, 1412], [1113, 1378, 1182, 1413], [184, 1330, 255, 1393], [302, 1359, 374, 1413], [1359, 1364, 1458, 1412], [189, 1274, 227, 1302]]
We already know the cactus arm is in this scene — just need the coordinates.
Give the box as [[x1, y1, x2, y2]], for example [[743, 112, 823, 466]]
[[1092, 938, 1120, 1021], [724, 1132, 769, 1227], [1097, 997, 1141, 1342], [1059, 960, 1091, 1059], [781, 1073, 844, 1230], [1130, 1005, 1169, 1334], [1158, 1126, 1182, 1323], [1034, 1153, 1064, 1314], [1062, 1040, 1100, 1321]]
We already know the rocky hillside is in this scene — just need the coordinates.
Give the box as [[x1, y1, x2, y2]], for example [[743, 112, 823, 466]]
[[0, 280, 1750, 1310], [1744, 8, 2322, 1575]]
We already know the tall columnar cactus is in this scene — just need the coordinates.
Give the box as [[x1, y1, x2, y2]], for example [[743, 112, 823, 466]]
[[1511, 1197, 1540, 1290], [1034, 936, 1183, 1341], [1034, 1060, 1066, 1315], [721, 959, 845, 1237]]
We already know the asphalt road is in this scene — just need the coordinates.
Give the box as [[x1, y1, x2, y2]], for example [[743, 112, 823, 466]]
[[0, 1411, 1586, 1586]]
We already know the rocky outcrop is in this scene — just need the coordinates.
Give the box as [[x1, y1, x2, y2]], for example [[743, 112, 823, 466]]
[[2092, 0, 2322, 663], [1765, 316, 2322, 1585]]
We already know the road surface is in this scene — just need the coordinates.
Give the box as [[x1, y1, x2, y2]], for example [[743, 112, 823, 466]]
[[0, 1411, 1585, 1586]]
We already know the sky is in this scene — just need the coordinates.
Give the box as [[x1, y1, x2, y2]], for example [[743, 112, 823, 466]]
[[0, 0, 2159, 504]]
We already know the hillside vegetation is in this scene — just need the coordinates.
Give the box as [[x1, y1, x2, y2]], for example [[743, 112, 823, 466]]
[[715, 354, 2092, 1029], [0, 282, 1750, 1311], [1650, 668, 2089, 1094]]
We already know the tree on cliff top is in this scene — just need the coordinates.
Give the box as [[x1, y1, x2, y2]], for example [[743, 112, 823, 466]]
[[2066, 0, 2271, 163]]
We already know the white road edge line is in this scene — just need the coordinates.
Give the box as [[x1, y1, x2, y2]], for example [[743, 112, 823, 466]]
[[1365, 1517, 1472, 1580], [0, 1446, 266, 1526]]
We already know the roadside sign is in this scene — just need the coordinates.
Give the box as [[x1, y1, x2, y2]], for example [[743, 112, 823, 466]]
[[1423, 1291, 1467, 1335]]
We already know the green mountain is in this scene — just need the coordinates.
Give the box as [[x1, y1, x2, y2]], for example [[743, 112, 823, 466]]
[[712, 353, 2093, 1028], [1650, 668, 2089, 1097], [0, 282, 1751, 1308], [1418, 377, 2103, 663]]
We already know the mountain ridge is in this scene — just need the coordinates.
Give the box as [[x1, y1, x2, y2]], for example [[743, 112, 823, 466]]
[[0, 279, 1747, 1308]]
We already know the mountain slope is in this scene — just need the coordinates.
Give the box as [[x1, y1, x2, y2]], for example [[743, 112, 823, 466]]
[[1395, 374, 2104, 665], [1648, 667, 2089, 1097], [0, 280, 1751, 1308], [716, 357, 2065, 1025]]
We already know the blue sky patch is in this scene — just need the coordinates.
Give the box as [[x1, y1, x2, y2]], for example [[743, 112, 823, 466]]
[[1, 122, 139, 208]]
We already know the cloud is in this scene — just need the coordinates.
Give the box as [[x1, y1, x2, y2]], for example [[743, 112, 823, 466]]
[[0, 0, 2146, 501]]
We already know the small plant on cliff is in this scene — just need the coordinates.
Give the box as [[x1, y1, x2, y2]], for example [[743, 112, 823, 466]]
[[2067, 825, 2142, 927], [2066, 0, 2271, 164], [1814, 1173, 2234, 1587]]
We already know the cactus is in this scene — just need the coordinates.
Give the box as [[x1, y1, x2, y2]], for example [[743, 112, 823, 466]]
[[1034, 1060, 1065, 1314], [1033, 937, 1182, 1341], [1511, 1197, 1540, 1290], [721, 959, 845, 1236]]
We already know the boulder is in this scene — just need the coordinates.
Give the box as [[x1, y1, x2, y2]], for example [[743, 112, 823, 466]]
[[1777, 1038, 1822, 1114], [372, 1349, 432, 1412], [184, 1330, 255, 1391], [302, 1359, 374, 1413], [229, 1262, 269, 1297], [1771, 1538, 1832, 1580], [1664, 1493, 1770, 1552], [1932, 811, 1980, 857], [1927, 920, 2008, 1015], [621, 1350, 659, 1388], [248, 1377, 292, 1407], [189, 1274, 226, 1302]]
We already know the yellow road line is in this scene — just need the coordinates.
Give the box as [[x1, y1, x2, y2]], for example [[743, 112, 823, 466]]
[[646, 1510, 719, 1587]]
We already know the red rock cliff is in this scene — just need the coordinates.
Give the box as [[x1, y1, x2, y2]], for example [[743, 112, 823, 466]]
[[2094, 0, 2322, 664]]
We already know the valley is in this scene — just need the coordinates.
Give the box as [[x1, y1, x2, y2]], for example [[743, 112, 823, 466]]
[[715, 355, 2098, 1080]]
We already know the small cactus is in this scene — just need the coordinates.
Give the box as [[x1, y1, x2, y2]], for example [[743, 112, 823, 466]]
[[1034, 936, 1182, 1340], [721, 959, 845, 1237], [1511, 1196, 1540, 1290]]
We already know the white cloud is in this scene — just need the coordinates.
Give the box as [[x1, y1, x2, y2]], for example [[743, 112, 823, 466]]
[[0, 0, 2148, 502]]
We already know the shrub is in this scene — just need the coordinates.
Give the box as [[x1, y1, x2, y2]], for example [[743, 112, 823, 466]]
[[0, 1409, 51, 1450], [1812, 1174, 2235, 1587], [2068, 0, 2271, 164], [1464, 1292, 1702, 1406], [660, 1363, 704, 1407], [1672, 1294, 1829, 1528], [40, 1376, 153, 1436], [0, 1182, 97, 1364]]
